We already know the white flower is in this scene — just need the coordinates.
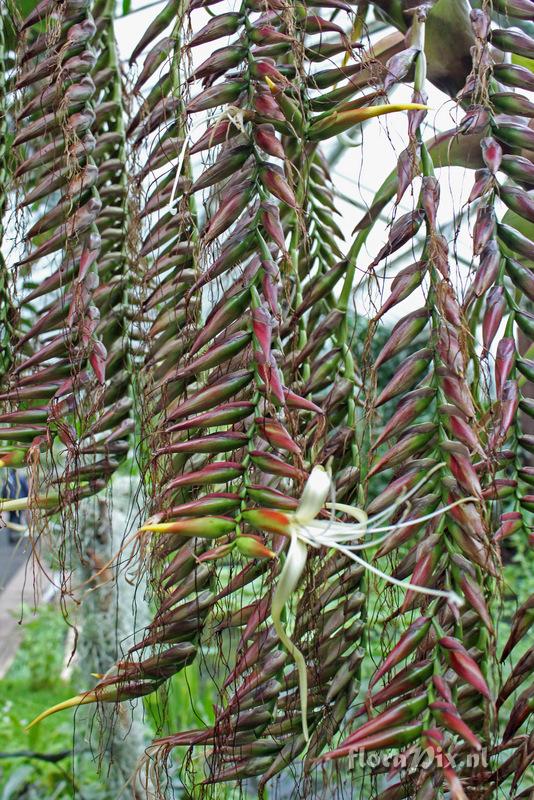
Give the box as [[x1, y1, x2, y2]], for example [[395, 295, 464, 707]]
[[288, 463, 464, 604], [255, 463, 467, 743]]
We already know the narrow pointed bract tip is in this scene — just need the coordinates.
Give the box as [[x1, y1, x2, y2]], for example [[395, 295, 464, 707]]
[[25, 692, 95, 731]]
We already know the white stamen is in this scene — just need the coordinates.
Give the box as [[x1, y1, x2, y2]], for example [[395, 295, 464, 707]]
[[319, 497, 476, 540], [320, 463, 446, 539], [359, 461, 446, 526], [320, 539, 463, 608]]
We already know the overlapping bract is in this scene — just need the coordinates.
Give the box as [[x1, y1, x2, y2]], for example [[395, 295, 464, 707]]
[[0, 0, 132, 522]]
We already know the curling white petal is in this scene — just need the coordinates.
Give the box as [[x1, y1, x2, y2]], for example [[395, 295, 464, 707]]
[[326, 501, 368, 527], [295, 465, 331, 525], [272, 531, 310, 741]]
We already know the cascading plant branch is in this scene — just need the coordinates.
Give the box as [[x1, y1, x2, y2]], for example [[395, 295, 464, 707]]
[[26, 462, 467, 723]]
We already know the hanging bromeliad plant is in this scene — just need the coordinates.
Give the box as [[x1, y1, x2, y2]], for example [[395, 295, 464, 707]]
[[0, 0, 533, 797], [0, 0, 134, 563]]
